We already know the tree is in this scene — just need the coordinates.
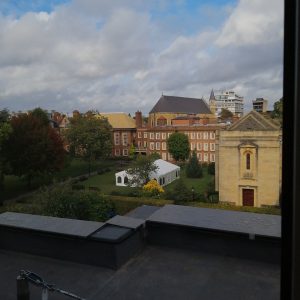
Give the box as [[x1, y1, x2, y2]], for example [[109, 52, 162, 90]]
[[3, 112, 66, 188], [30, 107, 50, 126], [271, 98, 283, 125], [0, 109, 12, 195], [186, 151, 203, 178], [129, 144, 136, 159], [65, 115, 112, 176], [207, 162, 215, 175], [167, 132, 190, 162], [126, 154, 158, 187], [165, 178, 192, 204], [220, 108, 233, 120]]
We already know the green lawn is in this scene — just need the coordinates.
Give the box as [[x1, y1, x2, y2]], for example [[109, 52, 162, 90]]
[[0, 158, 116, 201], [81, 165, 213, 196], [163, 167, 213, 195]]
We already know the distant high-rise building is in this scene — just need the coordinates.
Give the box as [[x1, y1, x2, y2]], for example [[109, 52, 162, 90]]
[[252, 98, 268, 113], [214, 90, 244, 117]]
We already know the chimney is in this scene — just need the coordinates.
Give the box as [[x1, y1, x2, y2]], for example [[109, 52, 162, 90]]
[[135, 111, 142, 128]]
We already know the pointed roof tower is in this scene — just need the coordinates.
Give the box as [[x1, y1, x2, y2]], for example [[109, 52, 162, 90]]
[[209, 89, 215, 101]]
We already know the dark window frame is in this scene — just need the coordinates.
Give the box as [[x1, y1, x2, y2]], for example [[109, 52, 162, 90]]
[[281, 0, 300, 298]]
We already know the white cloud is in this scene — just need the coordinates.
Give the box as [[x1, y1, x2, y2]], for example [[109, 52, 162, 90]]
[[0, 0, 283, 114]]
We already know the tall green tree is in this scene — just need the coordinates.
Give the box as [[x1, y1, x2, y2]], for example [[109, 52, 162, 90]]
[[3, 111, 66, 188], [167, 132, 190, 162], [186, 150, 203, 178], [126, 154, 158, 187], [65, 115, 112, 176], [0, 109, 12, 195], [271, 98, 283, 125]]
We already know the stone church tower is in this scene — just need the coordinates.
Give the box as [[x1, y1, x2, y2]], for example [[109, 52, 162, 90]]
[[209, 89, 217, 115]]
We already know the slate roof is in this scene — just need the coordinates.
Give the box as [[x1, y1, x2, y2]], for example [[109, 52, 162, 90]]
[[149, 95, 211, 114], [228, 110, 280, 131], [99, 113, 136, 129]]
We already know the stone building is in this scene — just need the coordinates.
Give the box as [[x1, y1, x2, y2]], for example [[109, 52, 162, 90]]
[[215, 110, 282, 207]]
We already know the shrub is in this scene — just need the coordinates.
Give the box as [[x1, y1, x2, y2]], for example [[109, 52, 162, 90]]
[[72, 184, 85, 190], [207, 162, 215, 175], [109, 195, 173, 215], [89, 186, 101, 191], [186, 151, 203, 178], [79, 175, 88, 181], [143, 179, 164, 197], [164, 179, 193, 203], [34, 182, 115, 221]]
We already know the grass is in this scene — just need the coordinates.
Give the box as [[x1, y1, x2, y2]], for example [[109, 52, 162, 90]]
[[0, 161, 281, 217], [0, 158, 116, 201], [82, 165, 213, 196]]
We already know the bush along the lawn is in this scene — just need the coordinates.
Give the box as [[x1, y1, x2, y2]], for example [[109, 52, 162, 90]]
[[164, 178, 193, 204], [34, 181, 116, 222]]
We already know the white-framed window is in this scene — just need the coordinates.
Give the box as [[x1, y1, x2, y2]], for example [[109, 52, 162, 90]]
[[168, 132, 172, 138], [156, 142, 160, 150], [150, 132, 154, 139], [138, 141, 142, 147], [162, 132, 166, 139], [150, 142, 155, 150], [204, 153, 208, 162], [114, 132, 120, 145], [210, 143, 215, 151], [138, 132, 142, 138], [143, 141, 147, 148], [184, 131, 189, 137], [197, 132, 202, 139], [191, 132, 195, 139], [144, 132, 148, 139], [115, 149, 120, 156], [168, 153, 173, 160], [204, 132, 208, 139], [197, 153, 202, 161], [210, 132, 215, 139], [210, 153, 215, 162], [122, 132, 128, 146], [123, 149, 128, 156], [162, 152, 167, 160], [156, 132, 160, 140], [162, 142, 166, 150], [191, 143, 196, 150], [197, 142, 202, 150], [204, 143, 208, 151]]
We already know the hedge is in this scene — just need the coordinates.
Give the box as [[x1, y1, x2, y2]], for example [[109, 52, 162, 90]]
[[108, 195, 173, 215], [188, 201, 281, 215]]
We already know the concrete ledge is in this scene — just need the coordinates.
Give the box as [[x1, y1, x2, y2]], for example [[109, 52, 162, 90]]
[[146, 205, 281, 263], [0, 213, 144, 269]]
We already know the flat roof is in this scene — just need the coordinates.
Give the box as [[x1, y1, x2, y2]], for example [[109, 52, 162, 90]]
[[147, 205, 281, 238], [0, 212, 104, 238], [0, 245, 280, 300]]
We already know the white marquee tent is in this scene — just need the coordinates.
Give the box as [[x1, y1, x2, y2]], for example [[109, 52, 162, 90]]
[[115, 159, 180, 187]]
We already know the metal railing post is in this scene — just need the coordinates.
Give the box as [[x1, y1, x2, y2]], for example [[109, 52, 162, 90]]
[[16, 275, 30, 300]]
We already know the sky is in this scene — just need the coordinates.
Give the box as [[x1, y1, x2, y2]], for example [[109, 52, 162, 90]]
[[0, 0, 283, 115]]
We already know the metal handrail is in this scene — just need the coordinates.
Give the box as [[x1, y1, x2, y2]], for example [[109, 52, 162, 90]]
[[17, 270, 86, 300]]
